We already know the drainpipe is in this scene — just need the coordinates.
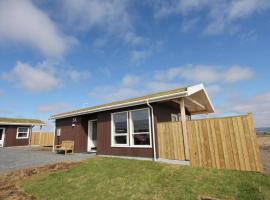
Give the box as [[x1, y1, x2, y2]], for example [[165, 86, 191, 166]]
[[52, 120, 56, 152], [146, 100, 157, 161]]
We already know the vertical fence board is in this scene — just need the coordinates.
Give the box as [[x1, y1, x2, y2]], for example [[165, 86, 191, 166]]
[[157, 121, 185, 160], [30, 132, 54, 146]]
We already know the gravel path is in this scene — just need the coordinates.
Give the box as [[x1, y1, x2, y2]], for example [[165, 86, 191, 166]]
[[0, 146, 95, 174]]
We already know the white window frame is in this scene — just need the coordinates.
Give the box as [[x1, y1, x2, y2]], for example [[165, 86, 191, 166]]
[[16, 127, 30, 139], [111, 111, 129, 147], [111, 108, 152, 148], [171, 113, 181, 122], [130, 108, 152, 148]]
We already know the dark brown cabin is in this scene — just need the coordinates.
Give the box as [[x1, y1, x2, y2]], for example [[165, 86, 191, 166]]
[[51, 84, 213, 158], [0, 118, 45, 147]]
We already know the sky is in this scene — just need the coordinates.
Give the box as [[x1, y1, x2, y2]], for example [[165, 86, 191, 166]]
[[0, 0, 270, 130]]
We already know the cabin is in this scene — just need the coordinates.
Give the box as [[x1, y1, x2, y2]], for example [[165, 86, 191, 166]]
[[0, 118, 45, 147], [50, 84, 263, 172]]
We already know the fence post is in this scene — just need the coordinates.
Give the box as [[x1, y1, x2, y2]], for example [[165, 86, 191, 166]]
[[180, 97, 190, 160]]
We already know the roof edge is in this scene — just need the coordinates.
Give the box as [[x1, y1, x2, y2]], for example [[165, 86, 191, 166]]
[[0, 122, 46, 126], [50, 90, 188, 120]]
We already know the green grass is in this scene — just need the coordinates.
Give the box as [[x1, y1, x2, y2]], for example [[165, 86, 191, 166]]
[[21, 157, 270, 200]]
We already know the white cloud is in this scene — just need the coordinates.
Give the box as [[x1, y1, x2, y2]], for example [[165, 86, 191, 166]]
[[153, 0, 270, 35], [130, 50, 151, 65], [36, 103, 71, 114], [67, 69, 90, 82], [61, 0, 143, 45], [2, 61, 89, 93], [122, 75, 140, 87], [205, 84, 222, 95], [124, 32, 145, 46], [2, 61, 61, 92], [0, 89, 4, 96], [223, 65, 253, 82], [227, 0, 270, 20], [216, 91, 270, 127], [0, 0, 71, 58], [155, 64, 253, 84], [89, 86, 144, 102], [181, 18, 199, 32]]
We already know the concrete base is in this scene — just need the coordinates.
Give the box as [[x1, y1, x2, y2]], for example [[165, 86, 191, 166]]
[[98, 154, 153, 161], [157, 158, 190, 165]]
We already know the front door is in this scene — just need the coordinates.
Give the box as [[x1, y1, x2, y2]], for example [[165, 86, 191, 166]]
[[88, 120, 97, 152], [0, 128, 5, 147]]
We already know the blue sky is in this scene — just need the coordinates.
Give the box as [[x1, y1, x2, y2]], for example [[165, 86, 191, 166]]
[[0, 0, 270, 129]]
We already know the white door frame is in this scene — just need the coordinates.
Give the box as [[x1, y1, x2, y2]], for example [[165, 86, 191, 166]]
[[0, 128, 6, 148], [87, 119, 97, 152]]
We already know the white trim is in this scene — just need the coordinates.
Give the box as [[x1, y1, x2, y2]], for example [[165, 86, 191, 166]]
[[51, 91, 188, 119], [0, 128, 5, 147], [0, 122, 46, 126], [87, 119, 97, 152], [111, 111, 129, 147], [111, 108, 152, 148], [16, 127, 30, 139]]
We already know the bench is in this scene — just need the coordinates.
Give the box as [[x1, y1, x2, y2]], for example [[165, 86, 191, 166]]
[[55, 141, 74, 155]]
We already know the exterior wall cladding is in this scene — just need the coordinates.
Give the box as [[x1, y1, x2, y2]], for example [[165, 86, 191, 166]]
[[55, 102, 184, 158], [0, 125, 31, 147]]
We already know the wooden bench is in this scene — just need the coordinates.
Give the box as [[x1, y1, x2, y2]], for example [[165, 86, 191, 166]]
[[55, 141, 74, 155]]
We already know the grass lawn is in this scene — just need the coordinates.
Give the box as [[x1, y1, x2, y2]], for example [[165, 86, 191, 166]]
[[21, 157, 270, 200]]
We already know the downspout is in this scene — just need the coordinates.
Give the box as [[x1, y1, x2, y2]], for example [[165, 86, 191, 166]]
[[29, 125, 33, 146], [52, 120, 56, 152], [146, 100, 157, 161]]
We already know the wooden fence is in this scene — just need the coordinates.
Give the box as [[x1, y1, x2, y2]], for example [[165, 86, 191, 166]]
[[30, 132, 54, 147], [157, 121, 185, 160], [157, 113, 263, 172]]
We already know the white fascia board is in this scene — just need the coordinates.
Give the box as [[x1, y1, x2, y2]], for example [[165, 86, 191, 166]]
[[50, 91, 188, 120], [0, 122, 46, 126]]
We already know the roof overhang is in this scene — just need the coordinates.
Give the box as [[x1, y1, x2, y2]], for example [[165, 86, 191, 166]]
[[185, 83, 215, 114], [50, 83, 214, 120]]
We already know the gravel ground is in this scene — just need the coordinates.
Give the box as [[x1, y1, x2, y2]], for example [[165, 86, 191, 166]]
[[260, 149, 270, 174], [0, 146, 95, 174]]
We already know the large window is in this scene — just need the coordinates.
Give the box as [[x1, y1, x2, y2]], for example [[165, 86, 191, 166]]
[[112, 112, 128, 146], [130, 109, 151, 146], [16, 127, 29, 139], [111, 108, 151, 148]]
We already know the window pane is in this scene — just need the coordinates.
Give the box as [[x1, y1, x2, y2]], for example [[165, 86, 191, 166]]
[[114, 112, 127, 134], [0, 129, 3, 140], [131, 109, 149, 133], [133, 134, 150, 145], [18, 127, 28, 133], [18, 132, 27, 138], [114, 136, 127, 144]]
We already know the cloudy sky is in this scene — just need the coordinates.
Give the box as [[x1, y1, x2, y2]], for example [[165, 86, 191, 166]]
[[0, 0, 269, 129]]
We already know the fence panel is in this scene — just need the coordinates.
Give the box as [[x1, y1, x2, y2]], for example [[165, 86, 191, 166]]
[[157, 121, 185, 160], [31, 132, 54, 147], [187, 113, 262, 172]]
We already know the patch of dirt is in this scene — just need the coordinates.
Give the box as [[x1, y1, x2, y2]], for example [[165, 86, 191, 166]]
[[260, 149, 270, 175], [198, 196, 221, 200], [0, 162, 77, 200]]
